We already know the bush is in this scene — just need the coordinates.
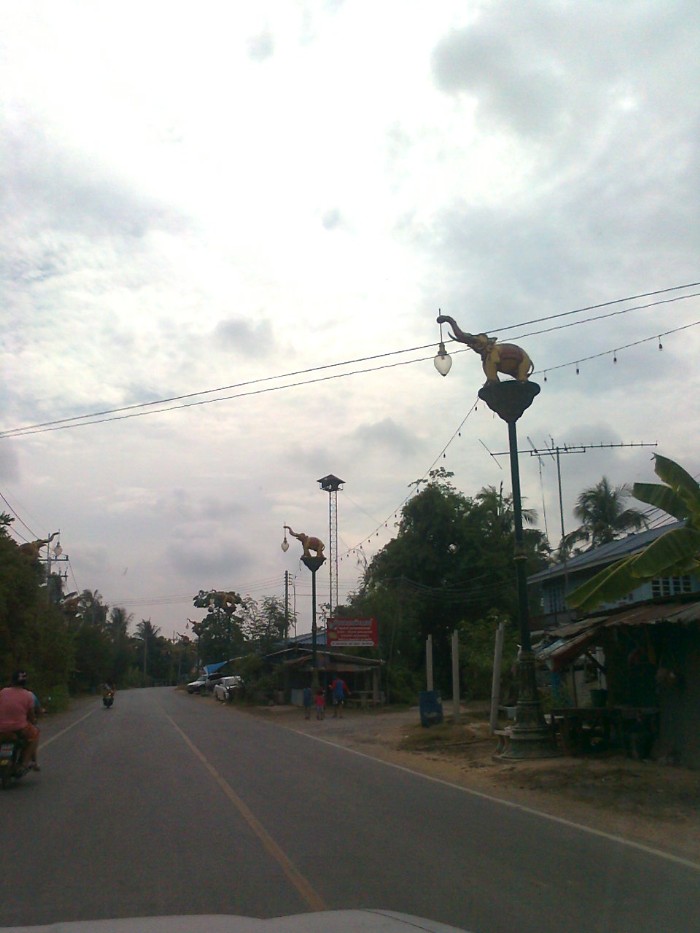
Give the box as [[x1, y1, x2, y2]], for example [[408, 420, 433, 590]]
[[384, 663, 423, 705], [40, 684, 70, 713]]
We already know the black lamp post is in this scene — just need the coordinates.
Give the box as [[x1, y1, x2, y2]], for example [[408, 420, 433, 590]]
[[435, 330, 558, 759], [282, 527, 326, 687]]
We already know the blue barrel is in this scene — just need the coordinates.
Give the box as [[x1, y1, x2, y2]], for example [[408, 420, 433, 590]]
[[419, 690, 443, 727]]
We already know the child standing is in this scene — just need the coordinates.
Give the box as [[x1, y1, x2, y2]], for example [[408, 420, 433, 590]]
[[314, 688, 326, 720], [302, 685, 313, 720]]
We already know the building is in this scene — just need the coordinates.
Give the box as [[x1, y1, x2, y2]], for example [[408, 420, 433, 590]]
[[528, 523, 700, 767]]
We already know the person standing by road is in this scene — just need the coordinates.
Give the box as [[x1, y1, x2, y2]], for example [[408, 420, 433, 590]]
[[314, 688, 326, 720], [302, 685, 313, 720], [330, 675, 349, 718]]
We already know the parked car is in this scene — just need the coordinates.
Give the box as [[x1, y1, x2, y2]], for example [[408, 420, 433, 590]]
[[213, 676, 243, 702], [186, 676, 208, 694]]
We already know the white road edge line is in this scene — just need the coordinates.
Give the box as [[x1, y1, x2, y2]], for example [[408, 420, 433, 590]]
[[41, 708, 97, 748], [287, 726, 700, 874]]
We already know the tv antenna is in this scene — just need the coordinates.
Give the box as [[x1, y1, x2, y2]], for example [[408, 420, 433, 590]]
[[481, 438, 658, 561]]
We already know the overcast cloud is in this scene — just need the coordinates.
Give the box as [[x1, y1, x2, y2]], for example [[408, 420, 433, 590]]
[[1, 1, 698, 639]]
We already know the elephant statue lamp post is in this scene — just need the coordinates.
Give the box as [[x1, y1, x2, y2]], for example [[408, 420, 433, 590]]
[[283, 526, 326, 684], [435, 315, 558, 759]]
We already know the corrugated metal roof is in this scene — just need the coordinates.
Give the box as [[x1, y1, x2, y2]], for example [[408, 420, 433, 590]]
[[600, 600, 700, 627], [528, 521, 684, 584], [536, 599, 700, 670]]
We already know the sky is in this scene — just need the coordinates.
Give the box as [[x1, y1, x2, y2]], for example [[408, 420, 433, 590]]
[[2, 0, 699, 642]]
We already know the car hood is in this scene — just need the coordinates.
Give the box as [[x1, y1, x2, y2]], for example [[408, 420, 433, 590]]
[[1, 910, 469, 933]]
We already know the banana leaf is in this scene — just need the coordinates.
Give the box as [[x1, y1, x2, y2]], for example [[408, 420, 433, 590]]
[[632, 525, 700, 577], [652, 453, 700, 504], [566, 554, 638, 610], [632, 483, 691, 521]]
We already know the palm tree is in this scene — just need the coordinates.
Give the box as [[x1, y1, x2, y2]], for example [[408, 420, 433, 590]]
[[568, 455, 700, 611], [135, 619, 161, 679], [563, 476, 648, 554]]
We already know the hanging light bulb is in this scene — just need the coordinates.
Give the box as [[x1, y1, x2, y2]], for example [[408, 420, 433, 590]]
[[281, 527, 289, 552], [433, 318, 452, 376], [434, 341, 452, 376]]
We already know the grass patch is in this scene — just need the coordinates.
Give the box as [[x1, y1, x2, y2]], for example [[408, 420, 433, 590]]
[[398, 721, 474, 752]]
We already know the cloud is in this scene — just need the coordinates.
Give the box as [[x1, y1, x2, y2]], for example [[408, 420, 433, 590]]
[[248, 25, 274, 61], [321, 208, 343, 231], [346, 418, 422, 459], [431, 2, 700, 152], [2, 117, 185, 243], [212, 317, 276, 355]]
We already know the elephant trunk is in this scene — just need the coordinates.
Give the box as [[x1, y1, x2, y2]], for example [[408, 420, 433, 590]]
[[436, 314, 474, 346]]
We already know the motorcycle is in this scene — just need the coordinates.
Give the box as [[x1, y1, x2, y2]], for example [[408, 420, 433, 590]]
[[102, 691, 114, 709], [0, 733, 28, 789]]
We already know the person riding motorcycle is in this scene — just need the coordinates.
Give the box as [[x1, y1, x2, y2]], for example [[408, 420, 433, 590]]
[[102, 682, 115, 706], [0, 671, 40, 772]]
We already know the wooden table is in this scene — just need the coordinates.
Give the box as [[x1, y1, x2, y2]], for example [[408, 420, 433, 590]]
[[550, 707, 623, 755], [550, 706, 659, 757]]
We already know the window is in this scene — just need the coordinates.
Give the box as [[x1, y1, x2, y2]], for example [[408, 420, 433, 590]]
[[546, 581, 566, 614], [651, 575, 692, 598]]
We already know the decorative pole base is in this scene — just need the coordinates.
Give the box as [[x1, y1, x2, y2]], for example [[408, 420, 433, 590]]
[[478, 379, 540, 423], [301, 555, 326, 573], [498, 651, 560, 760]]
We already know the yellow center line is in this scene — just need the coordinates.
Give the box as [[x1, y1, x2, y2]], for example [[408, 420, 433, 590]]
[[165, 713, 327, 913]]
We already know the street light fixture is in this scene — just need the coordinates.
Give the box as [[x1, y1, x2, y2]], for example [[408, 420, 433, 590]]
[[435, 317, 557, 759], [282, 526, 326, 686], [433, 342, 452, 377], [433, 320, 453, 376]]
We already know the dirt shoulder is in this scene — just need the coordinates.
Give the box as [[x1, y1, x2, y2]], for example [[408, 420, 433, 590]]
[[240, 702, 700, 866]]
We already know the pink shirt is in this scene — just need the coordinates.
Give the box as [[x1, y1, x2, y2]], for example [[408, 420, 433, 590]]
[[0, 687, 34, 731]]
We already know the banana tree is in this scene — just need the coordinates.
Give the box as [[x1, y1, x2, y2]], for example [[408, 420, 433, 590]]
[[567, 454, 700, 611]]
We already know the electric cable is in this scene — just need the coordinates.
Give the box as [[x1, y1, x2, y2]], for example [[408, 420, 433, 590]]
[[2, 283, 698, 438]]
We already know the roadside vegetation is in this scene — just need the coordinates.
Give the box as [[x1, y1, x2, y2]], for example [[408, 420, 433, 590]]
[[6, 458, 691, 708]]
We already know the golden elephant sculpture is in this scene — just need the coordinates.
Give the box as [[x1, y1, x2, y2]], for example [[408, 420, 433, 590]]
[[284, 526, 325, 559], [437, 315, 534, 383]]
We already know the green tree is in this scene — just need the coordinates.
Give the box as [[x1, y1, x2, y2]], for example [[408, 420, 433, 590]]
[[190, 590, 246, 664], [568, 454, 700, 611], [70, 591, 111, 692], [240, 596, 287, 654], [346, 470, 549, 692], [563, 476, 648, 554], [107, 606, 134, 684]]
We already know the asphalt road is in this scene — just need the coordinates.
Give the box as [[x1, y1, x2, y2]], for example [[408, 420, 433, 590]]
[[2, 688, 699, 933]]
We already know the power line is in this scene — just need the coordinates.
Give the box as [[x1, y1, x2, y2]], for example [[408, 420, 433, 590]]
[[3, 284, 698, 439], [492, 281, 700, 336], [0, 490, 40, 542]]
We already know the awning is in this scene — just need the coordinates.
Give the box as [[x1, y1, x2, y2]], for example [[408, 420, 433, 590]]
[[536, 600, 700, 671], [203, 660, 229, 674]]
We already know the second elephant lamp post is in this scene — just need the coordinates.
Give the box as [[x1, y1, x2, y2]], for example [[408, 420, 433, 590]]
[[282, 526, 326, 687], [434, 316, 558, 759]]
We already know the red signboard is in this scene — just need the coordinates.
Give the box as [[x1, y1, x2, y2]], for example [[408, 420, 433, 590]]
[[327, 617, 378, 648]]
